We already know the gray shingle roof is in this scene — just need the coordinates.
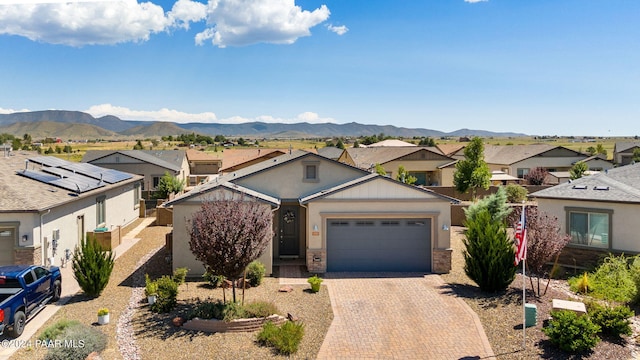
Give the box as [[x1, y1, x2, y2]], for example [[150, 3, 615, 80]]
[[483, 144, 563, 165], [316, 147, 344, 160], [531, 163, 640, 203], [0, 151, 142, 212], [82, 150, 185, 172], [614, 142, 640, 153]]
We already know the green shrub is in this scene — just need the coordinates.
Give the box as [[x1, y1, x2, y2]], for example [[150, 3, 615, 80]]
[[307, 275, 323, 293], [203, 269, 226, 288], [150, 275, 179, 313], [257, 320, 305, 355], [38, 319, 81, 341], [72, 236, 115, 297], [44, 323, 107, 360], [570, 254, 638, 302], [173, 267, 189, 286], [189, 300, 280, 321], [568, 272, 592, 294], [589, 303, 633, 336], [243, 301, 280, 318], [463, 209, 516, 292], [189, 300, 226, 320], [144, 274, 158, 296], [246, 261, 265, 287], [505, 184, 528, 203], [542, 310, 600, 353]]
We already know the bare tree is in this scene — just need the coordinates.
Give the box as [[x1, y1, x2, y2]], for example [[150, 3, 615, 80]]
[[510, 206, 570, 297], [187, 196, 273, 303]]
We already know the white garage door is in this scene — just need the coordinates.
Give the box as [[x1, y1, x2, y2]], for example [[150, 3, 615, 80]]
[[327, 218, 431, 272], [0, 228, 15, 266]]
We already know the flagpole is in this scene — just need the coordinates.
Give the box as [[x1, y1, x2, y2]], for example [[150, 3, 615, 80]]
[[522, 203, 526, 350]]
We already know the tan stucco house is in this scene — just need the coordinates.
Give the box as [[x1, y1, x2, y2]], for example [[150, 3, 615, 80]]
[[0, 152, 142, 266], [165, 151, 456, 276], [531, 163, 640, 266], [614, 142, 640, 166]]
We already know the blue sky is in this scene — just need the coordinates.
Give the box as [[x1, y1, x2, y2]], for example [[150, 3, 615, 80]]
[[0, 0, 638, 136]]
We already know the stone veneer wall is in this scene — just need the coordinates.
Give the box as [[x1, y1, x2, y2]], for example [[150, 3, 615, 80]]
[[557, 246, 627, 271], [14, 246, 41, 266], [306, 249, 327, 273], [432, 248, 452, 274]]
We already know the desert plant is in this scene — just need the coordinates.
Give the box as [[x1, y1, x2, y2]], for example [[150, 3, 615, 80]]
[[144, 274, 158, 296], [542, 310, 600, 353], [257, 320, 305, 355], [44, 322, 108, 360], [307, 275, 323, 293], [173, 267, 189, 285], [589, 303, 633, 337], [97, 308, 109, 316], [203, 269, 226, 288], [72, 236, 115, 298], [463, 209, 516, 292], [150, 275, 179, 313], [587, 254, 637, 302], [569, 272, 592, 294], [38, 319, 81, 341], [246, 261, 265, 287], [505, 184, 528, 203]]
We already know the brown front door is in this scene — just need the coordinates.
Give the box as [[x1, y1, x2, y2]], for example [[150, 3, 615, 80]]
[[279, 206, 299, 256]]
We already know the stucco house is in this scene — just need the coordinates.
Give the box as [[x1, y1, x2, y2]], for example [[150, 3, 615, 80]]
[[219, 148, 289, 173], [531, 163, 640, 266], [613, 142, 640, 166], [338, 147, 457, 186], [185, 149, 221, 187], [165, 151, 456, 276], [0, 152, 142, 266], [82, 150, 189, 192]]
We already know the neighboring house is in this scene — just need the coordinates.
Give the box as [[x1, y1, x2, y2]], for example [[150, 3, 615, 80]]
[[368, 139, 416, 147], [185, 149, 222, 187], [473, 144, 614, 179], [82, 150, 189, 192], [613, 142, 640, 166], [436, 144, 466, 158], [316, 146, 345, 161], [219, 148, 288, 173], [545, 170, 600, 185], [165, 151, 456, 276], [339, 147, 457, 186], [577, 154, 612, 171], [0, 152, 142, 266], [531, 163, 640, 266], [490, 170, 522, 186]]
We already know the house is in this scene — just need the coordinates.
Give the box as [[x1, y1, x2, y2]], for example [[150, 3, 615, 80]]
[[545, 170, 600, 185], [367, 139, 416, 147], [613, 142, 640, 166], [490, 170, 522, 186], [339, 147, 457, 186], [165, 151, 456, 276], [473, 144, 614, 179], [219, 148, 288, 173], [531, 163, 640, 266], [82, 150, 189, 192], [577, 154, 612, 171], [185, 149, 222, 187], [0, 152, 142, 266]]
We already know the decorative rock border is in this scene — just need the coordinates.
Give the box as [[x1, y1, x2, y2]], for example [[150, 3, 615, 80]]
[[183, 314, 287, 333]]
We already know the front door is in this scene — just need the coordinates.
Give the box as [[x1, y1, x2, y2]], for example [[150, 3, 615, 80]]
[[279, 206, 299, 257]]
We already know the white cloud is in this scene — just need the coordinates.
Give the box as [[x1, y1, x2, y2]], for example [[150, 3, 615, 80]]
[[0, 107, 30, 114], [464, 0, 488, 3], [327, 24, 348, 35], [85, 104, 218, 123], [168, 0, 207, 30], [195, 0, 330, 47]]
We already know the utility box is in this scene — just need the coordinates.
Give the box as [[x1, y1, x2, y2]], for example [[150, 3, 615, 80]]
[[525, 303, 537, 327]]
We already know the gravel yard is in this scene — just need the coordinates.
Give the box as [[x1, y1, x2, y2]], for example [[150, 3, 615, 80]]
[[440, 226, 638, 359]]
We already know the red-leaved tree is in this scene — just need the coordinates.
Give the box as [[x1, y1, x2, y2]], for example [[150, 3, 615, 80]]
[[510, 206, 571, 297], [187, 197, 273, 303]]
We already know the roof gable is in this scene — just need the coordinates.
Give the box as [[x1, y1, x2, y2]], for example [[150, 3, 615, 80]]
[[83, 150, 184, 172], [484, 144, 582, 165], [346, 147, 452, 169]]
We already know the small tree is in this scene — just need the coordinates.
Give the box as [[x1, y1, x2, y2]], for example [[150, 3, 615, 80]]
[[463, 208, 516, 292], [374, 163, 387, 176], [570, 162, 589, 180], [453, 137, 491, 199], [396, 165, 417, 185], [188, 197, 273, 303], [632, 148, 640, 163], [464, 186, 512, 224], [505, 184, 528, 203], [595, 143, 607, 156], [510, 206, 570, 297], [335, 139, 345, 150], [525, 167, 548, 185], [72, 237, 115, 298], [153, 172, 185, 199], [133, 140, 144, 150]]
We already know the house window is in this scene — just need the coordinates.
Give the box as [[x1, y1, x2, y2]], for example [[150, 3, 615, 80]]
[[566, 207, 612, 249], [408, 171, 427, 186], [152, 176, 161, 189], [96, 196, 106, 225], [302, 161, 320, 182], [517, 168, 530, 178]]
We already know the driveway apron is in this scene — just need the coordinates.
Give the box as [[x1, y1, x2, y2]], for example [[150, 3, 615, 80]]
[[316, 274, 495, 360]]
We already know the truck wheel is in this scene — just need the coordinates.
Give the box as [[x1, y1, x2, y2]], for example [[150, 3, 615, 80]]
[[52, 280, 61, 301], [9, 311, 26, 338]]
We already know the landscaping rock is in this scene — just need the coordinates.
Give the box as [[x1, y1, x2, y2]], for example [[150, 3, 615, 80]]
[[287, 312, 299, 321], [279, 285, 294, 293], [172, 316, 184, 327]]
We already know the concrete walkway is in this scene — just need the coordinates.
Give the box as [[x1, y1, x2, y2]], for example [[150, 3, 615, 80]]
[[311, 273, 495, 360], [0, 217, 156, 360]]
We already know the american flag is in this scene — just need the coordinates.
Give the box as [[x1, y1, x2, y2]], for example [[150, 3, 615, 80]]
[[514, 207, 527, 266]]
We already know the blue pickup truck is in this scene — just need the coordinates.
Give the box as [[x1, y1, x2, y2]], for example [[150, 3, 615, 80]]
[[0, 265, 62, 338]]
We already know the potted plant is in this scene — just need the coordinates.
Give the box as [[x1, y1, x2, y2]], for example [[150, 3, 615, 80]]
[[97, 308, 110, 325], [145, 274, 158, 305], [307, 275, 323, 293]]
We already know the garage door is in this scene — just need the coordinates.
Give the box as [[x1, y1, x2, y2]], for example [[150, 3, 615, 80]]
[[0, 228, 15, 266], [327, 218, 431, 272]]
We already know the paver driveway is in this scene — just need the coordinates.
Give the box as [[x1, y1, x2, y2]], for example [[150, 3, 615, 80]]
[[316, 274, 495, 360]]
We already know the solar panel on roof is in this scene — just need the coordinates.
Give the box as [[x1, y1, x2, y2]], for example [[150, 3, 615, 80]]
[[17, 169, 60, 183], [50, 177, 105, 193], [62, 162, 132, 184], [28, 156, 69, 167]]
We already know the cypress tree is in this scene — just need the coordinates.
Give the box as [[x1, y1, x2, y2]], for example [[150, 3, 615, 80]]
[[72, 236, 115, 297]]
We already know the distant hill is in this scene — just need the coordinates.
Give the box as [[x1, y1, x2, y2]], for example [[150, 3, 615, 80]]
[[0, 110, 528, 139]]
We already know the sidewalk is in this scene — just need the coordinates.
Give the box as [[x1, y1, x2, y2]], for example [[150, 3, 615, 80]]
[[0, 217, 156, 360]]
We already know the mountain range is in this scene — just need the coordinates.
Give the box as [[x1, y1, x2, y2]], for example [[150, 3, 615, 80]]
[[0, 110, 527, 140]]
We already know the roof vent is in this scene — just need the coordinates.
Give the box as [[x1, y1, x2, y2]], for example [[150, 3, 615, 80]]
[[572, 185, 587, 190], [594, 186, 609, 191]]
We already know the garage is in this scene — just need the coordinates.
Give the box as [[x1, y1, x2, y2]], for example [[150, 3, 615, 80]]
[[326, 218, 431, 272], [0, 228, 15, 266]]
